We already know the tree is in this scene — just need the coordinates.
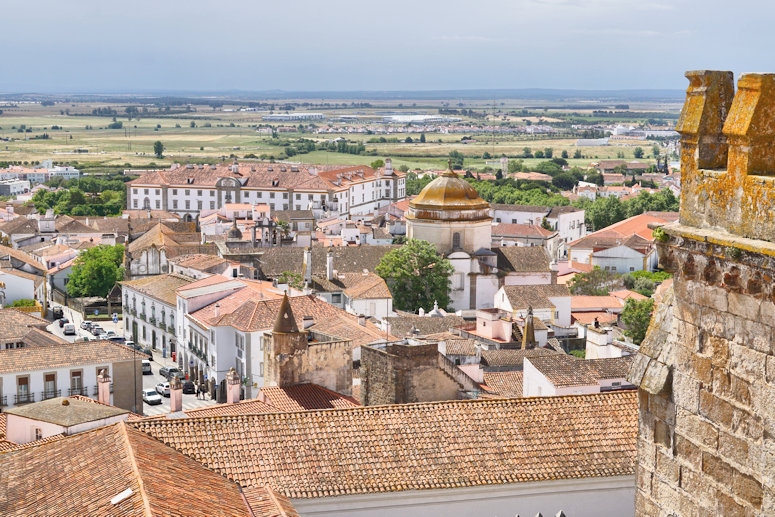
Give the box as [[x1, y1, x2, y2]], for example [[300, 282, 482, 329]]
[[370, 159, 385, 169], [419, 133, 426, 143], [544, 147, 553, 158], [552, 173, 577, 191], [153, 141, 164, 158], [376, 239, 454, 312], [573, 149, 583, 159], [633, 147, 644, 159], [652, 144, 660, 158], [67, 245, 125, 298], [621, 298, 655, 345], [277, 271, 304, 290], [448, 150, 464, 170], [567, 266, 621, 296], [561, 150, 569, 159]]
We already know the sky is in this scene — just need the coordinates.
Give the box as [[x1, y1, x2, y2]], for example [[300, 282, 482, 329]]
[[0, 0, 770, 94]]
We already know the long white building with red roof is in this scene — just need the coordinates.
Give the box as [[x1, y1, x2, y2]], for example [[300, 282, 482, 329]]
[[126, 158, 406, 221]]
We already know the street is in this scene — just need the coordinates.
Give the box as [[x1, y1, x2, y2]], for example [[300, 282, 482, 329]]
[[47, 304, 217, 415]]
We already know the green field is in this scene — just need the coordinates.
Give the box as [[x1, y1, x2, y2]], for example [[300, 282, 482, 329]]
[[0, 99, 676, 173]]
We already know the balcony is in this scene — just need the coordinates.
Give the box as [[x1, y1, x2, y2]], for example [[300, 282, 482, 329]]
[[0, 395, 7, 406], [139, 313, 146, 321], [149, 316, 156, 325], [68, 387, 87, 396], [15, 392, 35, 405], [42, 389, 61, 400]]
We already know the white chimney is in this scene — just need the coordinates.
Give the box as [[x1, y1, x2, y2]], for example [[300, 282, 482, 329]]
[[303, 247, 312, 285], [214, 303, 220, 318], [358, 314, 366, 326], [326, 248, 334, 281]]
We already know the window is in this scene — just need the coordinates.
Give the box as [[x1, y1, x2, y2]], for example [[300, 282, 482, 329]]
[[210, 191, 215, 197], [172, 189, 178, 195], [295, 193, 301, 200], [611, 266, 617, 272], [197, 201, 202, 209], [44, 373, 56, 399], [512, 219, 517, 224], [155, 200, 160, 209], [270, 192, 275, 199], [198, 190, 202, 196], [282, 193, 288, 199], [185, 189, 190, 196], [144, 189, 149, 195], [70, 370, 83, 396], [155, 189, 160, 195], [17, 376, 29, 403], [308, 194, 313, 200], [630, 267, 635, 272], [142, 326, 147, 339], [172, 200, 178, 209], [210, 201, 215, 210], [133, 199, 138, 208], [34, 427, 42, 440], [331, 293, 342, 304], [185, 200, 190, 209], [452, 232, 461, 249], [260, 362, 264, 376]]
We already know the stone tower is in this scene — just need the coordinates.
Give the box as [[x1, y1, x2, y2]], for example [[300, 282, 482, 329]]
[[264, 293, 307, 388], [628, 71, 775, 516]]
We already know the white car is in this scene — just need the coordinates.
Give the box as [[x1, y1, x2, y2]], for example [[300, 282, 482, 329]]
[[142, 388, 163, 405], [155, 382, 170, 397]]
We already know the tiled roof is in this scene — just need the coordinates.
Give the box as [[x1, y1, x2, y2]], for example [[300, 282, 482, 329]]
[[386, 313, 467, 338], [169, 253, 229, 271], [490, 204, 550, 214], [257, 384, 360, 412], [571, 296, 625, 311], [125, 222, 202, 254], [183, 399, 278, 417], [0, 422, 255, 516], [256, 245, 397, 279], [342, 272, 392, 300], [546, 205, 583, 218], [492, 224, 556, 239], [572, 311, 618, 326], [0, 340, 141, 374], [444, 338, 478, 356], [0, 308, 49, 342], [482, 371, 524, 397], [501, 284, 570, 311], [132, 392, 637, 498], [480, 347, 558, 367], [121, 273, 196, 305], [609, 289, 649, 301], [494, 246, 551, 273], [526, 355, 635, 387], [5, 396, 128, 426], [0, 245, 46, 273], [241, 486, 300, 517], [568, 212, 678, 247]]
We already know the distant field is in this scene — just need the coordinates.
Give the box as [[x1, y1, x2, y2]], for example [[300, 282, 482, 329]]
[[0, 100, 670, 173]]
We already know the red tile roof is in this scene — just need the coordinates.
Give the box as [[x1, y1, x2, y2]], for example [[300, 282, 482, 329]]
[[257, 384, 359, 412], [482, 371, 524, 398], [0, 422, 256, 516], [132, 392, 637, 499]]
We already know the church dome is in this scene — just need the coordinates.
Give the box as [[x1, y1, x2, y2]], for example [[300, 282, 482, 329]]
[[407, 169, 490, 221]]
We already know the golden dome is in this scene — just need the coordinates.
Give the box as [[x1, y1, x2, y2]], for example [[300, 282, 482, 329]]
[[407, 169, 490, 221]]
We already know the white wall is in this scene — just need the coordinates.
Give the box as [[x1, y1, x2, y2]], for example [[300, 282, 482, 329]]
[[0, 271, 35, 306], [0, 364, 112, 411], [291, 476, 635, 517], [523, 358, 557, 397]]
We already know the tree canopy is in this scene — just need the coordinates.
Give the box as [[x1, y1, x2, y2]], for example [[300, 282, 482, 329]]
[[621, 298, 655, 345], [376, 239, 454, 312], [66, 244, 125, 298]]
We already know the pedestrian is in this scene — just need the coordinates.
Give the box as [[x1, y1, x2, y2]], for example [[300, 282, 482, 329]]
[[196, 384, 200, 399]]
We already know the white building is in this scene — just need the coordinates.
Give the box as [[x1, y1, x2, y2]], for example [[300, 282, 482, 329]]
[[0, 179, 30, 196], [523, 354, 634, 397], [126, 159, 405, 221]]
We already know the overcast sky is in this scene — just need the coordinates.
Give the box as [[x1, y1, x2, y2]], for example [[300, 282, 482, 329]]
[[0, 0, 768, 93]]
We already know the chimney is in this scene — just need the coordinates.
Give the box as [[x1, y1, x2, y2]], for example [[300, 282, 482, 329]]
[[226, 367, 241, 404], [169, 375, 183, 412], [214, 303, 220, 318], [97, 369, 111, 405], [303, 247, 312, 285], [358, 314, 366, 326], [475, 343, 482, 363], [326, 248, 334, 281]]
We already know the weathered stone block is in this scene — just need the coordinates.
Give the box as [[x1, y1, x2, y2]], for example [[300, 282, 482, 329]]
[[728, 291, 762, 319], [676, 408, 719, 450], [728, 343, 766, 383], [656, 449, 680, 483], [712, 370, 751, 408], [732, 469, 763, 508], [674, 433, 703, 470], [702, 452, 735, 485], [718, 430, 750, 468], [649, 393, 676, 425], [654, 420, 673, 450], [699, 390, 735, 432], [672, 370, 701, 412], [716, 490, 746, 517]]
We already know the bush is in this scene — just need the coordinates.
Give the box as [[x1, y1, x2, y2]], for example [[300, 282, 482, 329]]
[[9, 299, 36, 307]]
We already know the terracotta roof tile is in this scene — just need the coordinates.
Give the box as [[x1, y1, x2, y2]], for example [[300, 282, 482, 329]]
[[257, 384, 359, 412], [526, 355, 635, 387], [242, 486, 301, 517], [494, 246, 551, 273], [501, 284, 570, 311], [132, 392, 637, 498], [0, 308, 50, 342], [0, 422, 255, 515], [183, 399, 278, 417], [0, 340, 141, 374], [482, 371, 524, 397], [480, 347, 558, 367], [121, 273, 196, 305]]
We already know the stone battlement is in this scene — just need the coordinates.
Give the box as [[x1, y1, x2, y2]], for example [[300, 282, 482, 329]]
[[628, 71, 775, 516], [676, 70, 775, 240]]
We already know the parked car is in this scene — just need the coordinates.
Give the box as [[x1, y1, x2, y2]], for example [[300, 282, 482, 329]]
[[63, 323, 76, 336], [142, 388, 163, 405], [52, 306, 64, 320], [103, 330, 117, 339], [90, 325, 104, 336], [107, 336, 126, 344], [159, 366, 182, 381], [155, 382, 170, 397], [80, 320, 93, 330], [142, 359, 152, 375], [58, 318, 69, 328], [181, 380, 196, 394]]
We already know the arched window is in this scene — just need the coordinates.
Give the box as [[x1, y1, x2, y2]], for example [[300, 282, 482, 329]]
[[452, 232, 461, 249]]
